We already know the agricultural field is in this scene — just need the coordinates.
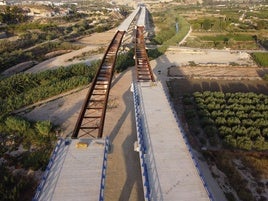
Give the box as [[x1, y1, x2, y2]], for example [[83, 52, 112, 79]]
[[168, 78, 268, 201], [177, 5, 268, 50], [193, 91, 268, 150]]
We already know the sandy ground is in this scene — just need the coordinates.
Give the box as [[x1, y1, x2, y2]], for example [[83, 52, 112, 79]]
[[25, 29, 117, 74], [20, 30, 263, 201], [150, 47, 265, 84]]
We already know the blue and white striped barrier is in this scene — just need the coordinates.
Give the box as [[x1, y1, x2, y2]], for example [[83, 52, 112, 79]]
[[99, 137, 110, 201], [132, 83, 152, 201], [32, 138, 64, 201]]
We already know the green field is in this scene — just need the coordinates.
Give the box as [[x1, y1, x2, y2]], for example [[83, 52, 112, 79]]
[[252, 52, 268, 67]]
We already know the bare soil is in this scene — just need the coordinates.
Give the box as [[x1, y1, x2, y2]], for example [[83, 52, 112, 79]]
[[168, 66, 268, 79]]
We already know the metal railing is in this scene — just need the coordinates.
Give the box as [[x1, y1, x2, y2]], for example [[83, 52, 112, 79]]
[[32, 139, 65, 201], [132, 83, 163, 201], [99, 137, 110, 201]]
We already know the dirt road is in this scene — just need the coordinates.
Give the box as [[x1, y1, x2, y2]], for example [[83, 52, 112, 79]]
[[104, 68, 144, 201]]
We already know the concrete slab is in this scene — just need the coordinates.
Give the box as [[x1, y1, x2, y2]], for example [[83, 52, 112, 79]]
[[137, 6, 146, 27], [35, 138, 105, 201], [138, 83, 211, 201], [118, 7, 141, 32]]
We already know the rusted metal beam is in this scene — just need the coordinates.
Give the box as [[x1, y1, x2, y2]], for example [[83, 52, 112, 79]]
[[135, 26, 155, 82], [72, 31, 125, 139]]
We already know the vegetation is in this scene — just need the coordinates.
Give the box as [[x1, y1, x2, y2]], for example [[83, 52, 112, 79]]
[[240, 153, 268, 178], [0, 165, 36, 201], [0, 62, 99, 117], [0, 4, 123, 73], [0, 6, 28, 24], [0, 115, 57, 200], [180, 5, 267, 50], [0, 30, 84, 73], [189, 91, 268, 150], [136, 6, 191, 59], [150, 8, 190, 55], [0, 26, 136, 201], [0, 41, 82, 72], [251, 52, 268, 67], [115, 50, 135, 72], [204, 151, 254, 201]]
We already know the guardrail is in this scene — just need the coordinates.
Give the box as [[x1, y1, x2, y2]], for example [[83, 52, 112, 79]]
[[132, 83, 163, 201], [160, 82, 215, 201], [132, 83, 151, 201], [32, 138, 64, 201], [99, 137, 110, 201]]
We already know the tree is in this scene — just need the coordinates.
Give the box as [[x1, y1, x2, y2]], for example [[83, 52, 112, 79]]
[[223, 37, 229, 45], [224, 135, 237, 148], [200, 117, 214, 127], [237, 136, 252, 150], [215, 117, 226, 126], [0, 6, 27, 24], [263, 128, 268, 138], [233, 126, 247, 137], [226, 117, 240, 127], [247, 127, 261, 140], [253, 136, 268, 151], [219, 126, 232, 138]]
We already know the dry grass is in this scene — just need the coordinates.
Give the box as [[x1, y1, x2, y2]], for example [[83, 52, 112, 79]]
[[241, 153, 268, 178]]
